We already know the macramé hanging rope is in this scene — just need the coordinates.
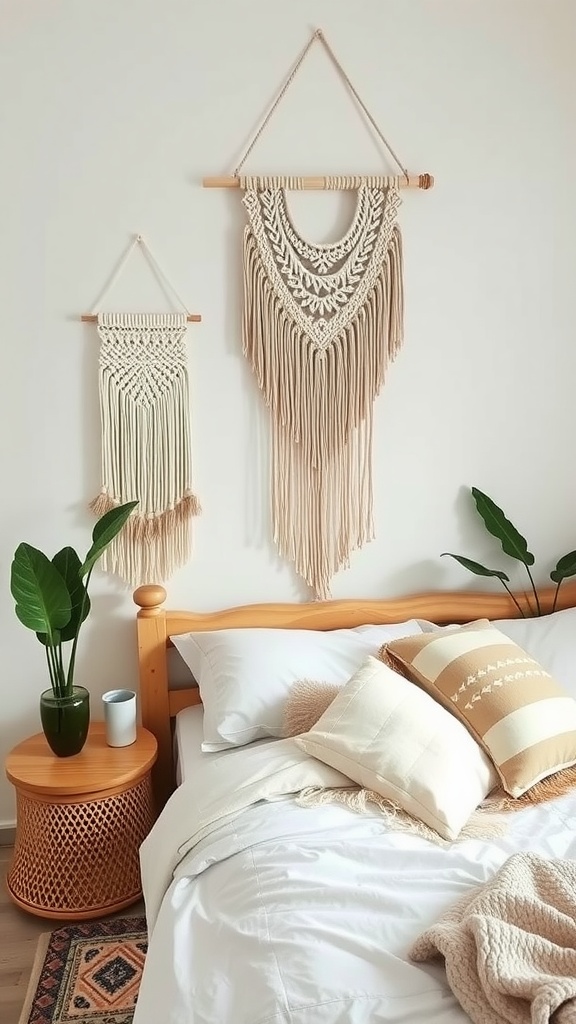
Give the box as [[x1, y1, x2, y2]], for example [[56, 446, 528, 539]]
[[242, 183, 404, 599], [90, 312, 201, 586]]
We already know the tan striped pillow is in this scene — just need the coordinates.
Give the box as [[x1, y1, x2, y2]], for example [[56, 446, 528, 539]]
[[381, 619, 576, 798]]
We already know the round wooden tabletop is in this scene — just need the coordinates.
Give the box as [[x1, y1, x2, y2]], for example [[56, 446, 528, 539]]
[[5, 722, 158, 796]]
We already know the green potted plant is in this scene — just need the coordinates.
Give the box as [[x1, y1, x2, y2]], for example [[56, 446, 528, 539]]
[[10, 501, 137, 756], [442, 487, 576, 617]]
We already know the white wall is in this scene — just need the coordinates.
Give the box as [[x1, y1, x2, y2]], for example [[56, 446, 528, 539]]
[[1, 0, 575, 826]]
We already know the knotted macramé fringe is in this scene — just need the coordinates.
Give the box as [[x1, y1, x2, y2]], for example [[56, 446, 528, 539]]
[[92, 312, 201, 586], [296, 787, 509, 845], [243, 221, 403, 600], [486, 763, 576, 812], [296, 764, 576, 846], [90, 490, 201, 586]]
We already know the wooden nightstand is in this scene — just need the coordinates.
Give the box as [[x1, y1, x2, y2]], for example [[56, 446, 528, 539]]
[[4, 722, 158, 920]]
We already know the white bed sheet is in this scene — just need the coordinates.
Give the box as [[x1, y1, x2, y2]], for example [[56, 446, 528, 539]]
[[137, 716, 576, 1024], [174, 705, 204, 785], [174, 704, 273, 784]]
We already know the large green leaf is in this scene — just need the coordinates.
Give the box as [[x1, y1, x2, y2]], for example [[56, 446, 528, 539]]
[[11, 543, 71, 636], [471, 487, 535, 566], [441, 553, 510, 581], [80, 500, 138, 577], [36, 547, 90, 645], [550, 550, 576, 584]]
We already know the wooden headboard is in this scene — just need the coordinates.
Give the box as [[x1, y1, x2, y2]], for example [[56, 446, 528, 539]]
[[134, 581, 576, 809]]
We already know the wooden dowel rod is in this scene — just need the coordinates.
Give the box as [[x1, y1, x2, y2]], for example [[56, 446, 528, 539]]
[[81, 313, 202, 323], [202, 174, 434, 191]]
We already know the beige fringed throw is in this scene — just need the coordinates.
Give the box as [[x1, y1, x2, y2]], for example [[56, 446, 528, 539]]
[[297, 786, 509, 845], [242, 180, 404, 599], [91, 312, 201, 586]]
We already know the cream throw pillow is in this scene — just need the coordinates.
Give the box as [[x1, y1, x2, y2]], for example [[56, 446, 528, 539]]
[[382, 620, 576, 798], [295, 656, 497, 841]]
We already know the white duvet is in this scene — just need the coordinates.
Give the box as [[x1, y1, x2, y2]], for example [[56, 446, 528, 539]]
[[135, 736, 576, 1024]]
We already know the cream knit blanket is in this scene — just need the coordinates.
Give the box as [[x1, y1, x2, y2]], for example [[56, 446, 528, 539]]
[[410, 853, 576, 1024]]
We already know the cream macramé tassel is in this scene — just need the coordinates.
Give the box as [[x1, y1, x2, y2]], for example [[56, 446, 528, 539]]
[[91, 312, 201, 586], [242, 184, 404, 599]]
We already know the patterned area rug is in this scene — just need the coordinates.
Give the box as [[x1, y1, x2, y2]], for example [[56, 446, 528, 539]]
[[19, 916, 147, 1024]]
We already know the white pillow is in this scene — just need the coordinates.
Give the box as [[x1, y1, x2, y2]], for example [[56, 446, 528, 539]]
[[170, 620, 424, 751], [295, 656, 498, 841], [492, 607, 576, 697]]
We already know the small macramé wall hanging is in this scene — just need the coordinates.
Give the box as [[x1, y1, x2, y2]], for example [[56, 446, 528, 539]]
[[204, 28, 433, 599], [82, 234, 202, 587]]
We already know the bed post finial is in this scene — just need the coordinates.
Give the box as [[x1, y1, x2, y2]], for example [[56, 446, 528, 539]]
[[133, 584, 167, 617]]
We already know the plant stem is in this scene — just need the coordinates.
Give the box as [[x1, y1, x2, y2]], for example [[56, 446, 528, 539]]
[[66, 569, 93, 693], [500, 581, 527, 618], [54, 645, 64, 697], [44, 646, 58, 696], [551, 581, 561, 614], [56, 642, 67, 697], [46, 642, 62, 698], [524, 565, 542, 616]]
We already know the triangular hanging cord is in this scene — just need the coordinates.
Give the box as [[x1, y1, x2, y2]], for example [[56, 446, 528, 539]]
[[203, 28, 433, 191], [81, 235, 202, 323]]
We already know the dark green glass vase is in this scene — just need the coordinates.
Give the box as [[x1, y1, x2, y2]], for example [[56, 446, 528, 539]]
[[39, 686, 90, 757]]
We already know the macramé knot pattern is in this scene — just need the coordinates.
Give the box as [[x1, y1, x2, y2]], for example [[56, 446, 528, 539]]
[[98, 325, 187, 409], [241, 183, 404, 600], [91, 311, 201, 586]]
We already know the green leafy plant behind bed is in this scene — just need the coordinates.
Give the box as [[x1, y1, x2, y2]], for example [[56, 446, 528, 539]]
[[442, 487, 576, 617]]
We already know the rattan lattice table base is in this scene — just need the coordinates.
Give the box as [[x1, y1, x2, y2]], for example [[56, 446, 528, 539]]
[[8, 774, 154, 921], [7, 774, 155, 920], [5, 724, 158, 921]]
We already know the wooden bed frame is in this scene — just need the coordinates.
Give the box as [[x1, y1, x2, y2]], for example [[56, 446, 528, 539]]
[[134, 580, 576, 808]]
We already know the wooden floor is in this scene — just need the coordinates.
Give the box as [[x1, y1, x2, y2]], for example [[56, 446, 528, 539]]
[[0, 845, 144, 1024]]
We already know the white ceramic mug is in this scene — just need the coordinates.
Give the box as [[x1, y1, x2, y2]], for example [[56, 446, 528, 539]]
[[102, 689, 137, 747]]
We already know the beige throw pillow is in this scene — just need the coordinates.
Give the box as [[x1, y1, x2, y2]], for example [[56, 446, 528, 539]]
[[381, 620, 576, 798], [295, 656, 497, 841]]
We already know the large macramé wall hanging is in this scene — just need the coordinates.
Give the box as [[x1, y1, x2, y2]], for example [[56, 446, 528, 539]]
[[82, 234, 202, 586], [204, 28, 433, 599]]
